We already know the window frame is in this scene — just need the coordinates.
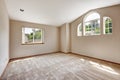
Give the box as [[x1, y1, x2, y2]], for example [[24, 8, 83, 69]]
[[83, 12, 101, 36], [103, 17, 112, 34], [22, 27, 44, 45], [77, 23, 82, 36]]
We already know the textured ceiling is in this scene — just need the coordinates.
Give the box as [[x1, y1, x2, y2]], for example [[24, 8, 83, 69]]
[[5, 0, 120, 26]]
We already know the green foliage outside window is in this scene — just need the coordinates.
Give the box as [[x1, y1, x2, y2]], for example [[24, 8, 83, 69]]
[[27, 31, 42, 40], [105, 18, 112, 34], [85, 19, 100, 35], [28, 33, 33, 40], [23, 28, 42, 44], [34, 30, 42, 39]]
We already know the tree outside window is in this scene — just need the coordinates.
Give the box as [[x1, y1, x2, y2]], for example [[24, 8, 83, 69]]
[[22, 27, 43, 44]]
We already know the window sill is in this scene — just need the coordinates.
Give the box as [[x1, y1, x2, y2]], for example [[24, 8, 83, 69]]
[[21, 43, 44, 45]]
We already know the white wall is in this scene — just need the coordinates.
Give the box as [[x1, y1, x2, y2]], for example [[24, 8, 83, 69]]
[[70, 5, 120, 64], [0, 0, 9, 77], [10, 20, 59, 59], [60, 23, 70, 53]]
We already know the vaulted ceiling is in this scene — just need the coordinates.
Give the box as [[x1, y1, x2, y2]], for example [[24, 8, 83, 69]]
[[5, 0, 120, 26]]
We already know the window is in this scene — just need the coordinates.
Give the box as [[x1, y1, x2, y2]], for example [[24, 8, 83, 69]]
[[22, 27, 43, 44], [77, 23, 82, 36], [103, 17, 112, 34], [84, 12, 100, 36]]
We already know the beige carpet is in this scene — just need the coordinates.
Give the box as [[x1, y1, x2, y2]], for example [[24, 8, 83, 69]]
[[1, 53, 120, 80]]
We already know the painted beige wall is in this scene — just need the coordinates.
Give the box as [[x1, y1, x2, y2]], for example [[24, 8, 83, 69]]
[[0, 0, 9, 76], [70, 5, 120, 64], [60, 23, 70, 53], [10, 20, 59, 59]]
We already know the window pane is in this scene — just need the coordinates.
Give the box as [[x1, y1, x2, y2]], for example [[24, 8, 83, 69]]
[[34, 28, 42, 43], [109, 28, 112, 33], [109, 23, 112, 27], [85, 23, 90, 35], [22, 27, 43, 44], [85, 13, 100, 22], [94, 20, 100, 34], [104, 17, 112, 34], [85, 19, 100, 36], [77, 23, 82, 36], [84, 12, 100, 36], [105, 29, 109, 34], [22, 28, 34, 44]]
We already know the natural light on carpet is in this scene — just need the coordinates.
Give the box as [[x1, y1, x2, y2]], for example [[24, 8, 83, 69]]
[[89, 61, 119, 75]]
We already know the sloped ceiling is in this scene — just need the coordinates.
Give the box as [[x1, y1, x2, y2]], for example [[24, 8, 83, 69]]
[[5, 0, 120, 26]]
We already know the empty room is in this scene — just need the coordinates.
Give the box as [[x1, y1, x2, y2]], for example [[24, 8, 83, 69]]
[[0, 0, 120, 80]]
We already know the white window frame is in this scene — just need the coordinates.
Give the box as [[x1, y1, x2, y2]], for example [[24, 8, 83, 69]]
[[22, 27, 44, 45], [83, 12, 101, 36], [103, 17, 112, 34], [77, 23, 82, 36]]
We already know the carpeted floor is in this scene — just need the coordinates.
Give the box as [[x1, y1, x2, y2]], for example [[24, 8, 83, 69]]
[[1, 53, 120, 80]]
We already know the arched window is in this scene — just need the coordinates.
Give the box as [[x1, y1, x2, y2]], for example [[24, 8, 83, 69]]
[[77, 23, 82, 36], [84, 12, 100, 36], [103, 17, 112, 34]]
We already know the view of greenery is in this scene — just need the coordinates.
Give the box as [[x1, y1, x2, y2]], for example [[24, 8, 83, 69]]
[[34, 30, 42, 39], [77, 13, 112, 36], [105, 18, 112, 34], [85, 20, 100, 35], [23, 28, 42, 43], [28, 33, 33, 41], [27, 29, 42, 42]]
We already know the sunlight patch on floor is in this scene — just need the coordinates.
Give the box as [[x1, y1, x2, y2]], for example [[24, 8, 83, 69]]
[[89, 61, 119, 75]]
